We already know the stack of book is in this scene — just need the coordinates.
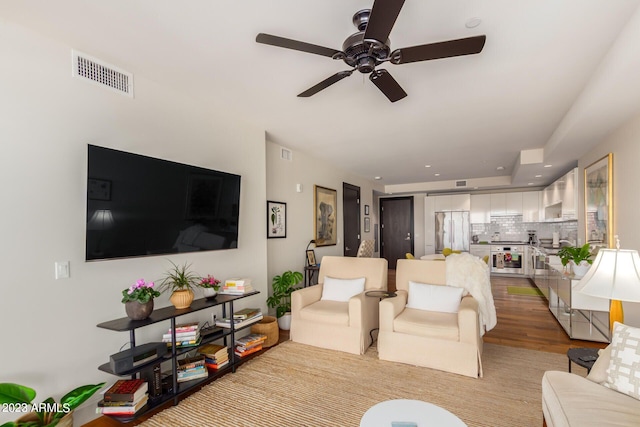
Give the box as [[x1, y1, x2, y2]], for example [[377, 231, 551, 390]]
[[177, 355, 207, 383], [197, 343, 230, 371], [235, 333, 267, 358], [97, 379, 148, 417], [215, 310, 263, 329], [219, 278, 255, 295], [162, 321, 201, 348]]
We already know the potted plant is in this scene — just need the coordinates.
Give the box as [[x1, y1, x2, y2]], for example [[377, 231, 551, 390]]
[[199, 275, 221, 298], [557, 243, 594, 277], [159, 261, 201, 309], [266, 270, 303, 330], [121, 278, 161, 320], [0, 382, 104, 427]]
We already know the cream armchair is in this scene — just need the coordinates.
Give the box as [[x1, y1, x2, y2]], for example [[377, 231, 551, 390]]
[[290, 256, 388, 355], [378, 259, 483, 378]]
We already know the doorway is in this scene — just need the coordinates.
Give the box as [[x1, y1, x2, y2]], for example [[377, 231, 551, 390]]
[[380, 197, 414, 269], [343, 183, 361, 257]]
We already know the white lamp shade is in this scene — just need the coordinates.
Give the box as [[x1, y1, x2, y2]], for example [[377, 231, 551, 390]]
[[87, 209, 114, 230], [574, 248, 640, 303]]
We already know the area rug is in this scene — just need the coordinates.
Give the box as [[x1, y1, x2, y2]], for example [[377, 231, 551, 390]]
[[507, 286, 544, 297], [139, 340, 575, 427]]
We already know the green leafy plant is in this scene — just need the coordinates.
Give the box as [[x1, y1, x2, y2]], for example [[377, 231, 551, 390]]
[[266, 270, 303, 318], [158, 261, 201, 293], [557, 243, 594, 267], [121, 278, 161, 304], [0, 382, 104, 427]]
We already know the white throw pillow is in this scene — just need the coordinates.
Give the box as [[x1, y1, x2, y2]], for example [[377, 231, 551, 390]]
[[406, 281, 464, 313], [605, 322, 640, 400], [320, 276, 366, 302], [586, 345, 611, 384]]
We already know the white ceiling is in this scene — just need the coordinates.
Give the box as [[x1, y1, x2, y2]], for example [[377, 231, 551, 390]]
[[3, 0, 640, 193]]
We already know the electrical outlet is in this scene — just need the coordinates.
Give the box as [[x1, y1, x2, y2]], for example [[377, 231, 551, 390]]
[[55, 261, 70, 279]]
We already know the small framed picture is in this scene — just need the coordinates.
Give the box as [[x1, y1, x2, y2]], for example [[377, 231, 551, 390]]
[[364, 205, 370, 216], [267, 201, 286, 238], [364, 217, 371, 233], [306, 249, 317, 266]]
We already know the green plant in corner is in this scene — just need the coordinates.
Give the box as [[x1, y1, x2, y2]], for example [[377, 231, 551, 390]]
[[266, 270, 303, 318], [557, 243, 594, 267], [0, 382, 104, 427]]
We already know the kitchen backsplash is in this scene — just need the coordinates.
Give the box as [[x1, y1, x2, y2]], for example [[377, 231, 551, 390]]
[[471, 216, 578, 244]]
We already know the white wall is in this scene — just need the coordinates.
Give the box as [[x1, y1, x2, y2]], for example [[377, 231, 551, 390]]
[[265, 141, 383, 289], [579, 111, 640, 326], [0, 21, 267, 425]]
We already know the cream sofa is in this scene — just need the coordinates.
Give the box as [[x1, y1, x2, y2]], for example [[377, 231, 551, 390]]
[[377, 259, 483, 378], [290, 256, 388, 355], [542, 345, 640, 426]]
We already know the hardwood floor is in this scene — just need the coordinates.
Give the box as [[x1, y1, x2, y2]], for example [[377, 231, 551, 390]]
[[388, 269, 606, 354]]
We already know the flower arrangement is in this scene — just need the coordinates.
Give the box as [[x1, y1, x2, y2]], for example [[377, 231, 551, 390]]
[[199, 275, 221, 290], [121, 279, 161, 304]]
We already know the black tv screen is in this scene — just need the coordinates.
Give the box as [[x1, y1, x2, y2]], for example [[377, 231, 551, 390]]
[[86, 145, 241, 261]]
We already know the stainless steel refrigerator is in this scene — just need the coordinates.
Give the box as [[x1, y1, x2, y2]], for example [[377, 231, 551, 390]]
[[435, 211, 470, 253]]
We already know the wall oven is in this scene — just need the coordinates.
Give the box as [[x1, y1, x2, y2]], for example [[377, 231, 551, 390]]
[[491, 244, 524, 275]]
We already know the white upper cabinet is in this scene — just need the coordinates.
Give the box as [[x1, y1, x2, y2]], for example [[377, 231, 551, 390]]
[[522, 191, 542, 222], [470, 194, 491, 223], [542, 167, 578, 221], [424, 196, 436, 254], [490, 193, 507, 216], [506, 192, 523, 215], [433, 194, 470, 212], [562, 168, 578, 220]]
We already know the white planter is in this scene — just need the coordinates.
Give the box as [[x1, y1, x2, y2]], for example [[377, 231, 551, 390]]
[[572, 261, 591, 278], [277, 313, 292, 330], [203, 288, 218, 298]]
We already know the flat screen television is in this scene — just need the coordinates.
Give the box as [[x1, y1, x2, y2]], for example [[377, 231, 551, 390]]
[[86, 145, 241, 261]]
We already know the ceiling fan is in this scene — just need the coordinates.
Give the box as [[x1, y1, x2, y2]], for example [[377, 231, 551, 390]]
[[256, 0, 486, 102]]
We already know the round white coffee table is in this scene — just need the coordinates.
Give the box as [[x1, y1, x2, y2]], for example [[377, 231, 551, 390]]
[[360, 399, 466, 427]]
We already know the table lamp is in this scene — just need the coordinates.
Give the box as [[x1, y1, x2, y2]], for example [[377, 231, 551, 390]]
[[574, 235, 640, 331]]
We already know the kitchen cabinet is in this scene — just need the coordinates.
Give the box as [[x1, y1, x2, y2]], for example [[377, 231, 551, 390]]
[[522, 191, 542, 222], [505, 192, 523, 215], [470, 194, 491, 223], [470, 244, 490, 260], [424, 196, 436, 254], [433, 194, 470, 212], [490, 193, 506, 216], [543, 167, 578, 221], [561, 168, 578, 220]]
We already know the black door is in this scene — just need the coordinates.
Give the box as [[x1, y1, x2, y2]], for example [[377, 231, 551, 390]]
[[343, 183, 361, 257], [380, 197, 414, 269]]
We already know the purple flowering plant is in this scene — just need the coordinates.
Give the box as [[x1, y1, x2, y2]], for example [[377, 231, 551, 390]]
[[199, 275, 221, 291], [121, 278, 161, 304]]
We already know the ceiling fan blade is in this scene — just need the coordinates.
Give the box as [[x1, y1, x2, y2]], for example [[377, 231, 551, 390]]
[[256, 33, 342, 58], [391, 35, 486, 64], [298, 71, 354, 97], [364, 0, 406, 44], [369, 69, 407, 102]]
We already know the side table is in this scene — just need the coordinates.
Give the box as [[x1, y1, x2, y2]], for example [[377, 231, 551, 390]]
[[365, 290, 397, 342], [304, 265, 319, 287], [567, 347, 599, 373]]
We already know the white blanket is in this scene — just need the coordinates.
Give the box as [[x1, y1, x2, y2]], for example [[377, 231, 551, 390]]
[[445, 252, 497, 335]]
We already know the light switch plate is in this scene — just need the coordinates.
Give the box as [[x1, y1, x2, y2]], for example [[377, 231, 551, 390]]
[[55, 261, 70, 279]]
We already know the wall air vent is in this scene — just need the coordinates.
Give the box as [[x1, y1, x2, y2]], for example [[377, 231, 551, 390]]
[[280, 147, 293, 161], [455, 180, 467, 187], [72, 50, 133, 97]]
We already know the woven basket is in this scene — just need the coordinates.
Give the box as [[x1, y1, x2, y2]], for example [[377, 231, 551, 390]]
[[250, 315, 279, 347]]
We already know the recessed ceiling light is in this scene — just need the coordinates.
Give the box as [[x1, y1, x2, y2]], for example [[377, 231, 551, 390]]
[[465, 17, 482, 28], [496, 166, 505, 171], [374, 176, 382, 180], [544, 164, 552, 168], [535, 174, 542, 178], [434, 173, 440, 177], [528, 182, 534, 186], [424, 165, 431, 168]]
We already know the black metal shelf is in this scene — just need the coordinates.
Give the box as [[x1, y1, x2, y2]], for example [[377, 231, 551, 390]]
[[97, 290, 261, 423]]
